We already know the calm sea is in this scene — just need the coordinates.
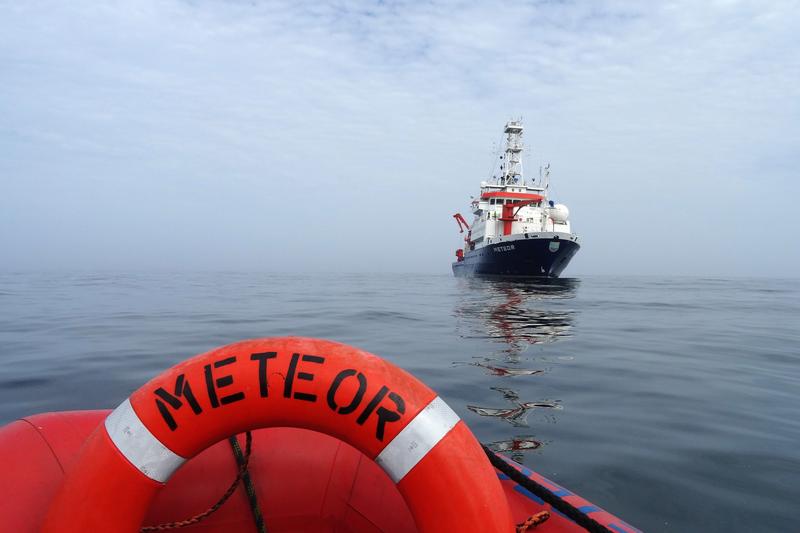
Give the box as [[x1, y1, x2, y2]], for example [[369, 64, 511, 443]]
[[1, 273, 798, 532]]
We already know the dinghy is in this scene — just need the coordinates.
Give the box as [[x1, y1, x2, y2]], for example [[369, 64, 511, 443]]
[[0, 337, 637, 533]]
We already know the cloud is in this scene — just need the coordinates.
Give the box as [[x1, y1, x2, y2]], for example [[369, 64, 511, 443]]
[[1, 0, 798, 274]]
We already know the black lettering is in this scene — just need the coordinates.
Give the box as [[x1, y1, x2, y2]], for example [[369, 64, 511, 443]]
[[204, 356, 245, 409], [155, 399, 177, 430], [204, 364, 218, 407], [375, 392, 405, 441], [326, 369, 367, 415], [153, 373, 202, 431], [356, 385, 389, 426], [250, 351, 277, 397], [284, 353, 324, 402], [283, 353, 299, 398]]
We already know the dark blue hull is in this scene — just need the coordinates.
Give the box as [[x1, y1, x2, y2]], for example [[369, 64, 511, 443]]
[[452, 236, 579, 278]]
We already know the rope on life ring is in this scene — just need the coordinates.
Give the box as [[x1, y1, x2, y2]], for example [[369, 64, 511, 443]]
[[139, 432, 263, 532], [41, 337, 515, 533]]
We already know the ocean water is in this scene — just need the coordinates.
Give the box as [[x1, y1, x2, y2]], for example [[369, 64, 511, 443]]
[[1, 272, 798, 532]]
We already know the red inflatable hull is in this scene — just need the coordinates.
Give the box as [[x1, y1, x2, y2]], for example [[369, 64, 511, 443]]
[[0, 411, 638, 532]]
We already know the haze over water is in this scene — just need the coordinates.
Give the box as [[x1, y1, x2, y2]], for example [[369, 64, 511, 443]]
[[2, 1, 799, 277], [1, 272, 798, 532]]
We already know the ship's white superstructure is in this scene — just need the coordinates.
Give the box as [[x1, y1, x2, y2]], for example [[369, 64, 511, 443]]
[[452, 120, 580, 278], [465, 121, 574, 251]]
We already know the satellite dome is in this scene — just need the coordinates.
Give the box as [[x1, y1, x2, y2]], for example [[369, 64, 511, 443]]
[[550, 204, 570, 223]]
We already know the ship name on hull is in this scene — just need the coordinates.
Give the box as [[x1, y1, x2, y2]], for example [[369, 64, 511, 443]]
[[494, 244, 516, 252]]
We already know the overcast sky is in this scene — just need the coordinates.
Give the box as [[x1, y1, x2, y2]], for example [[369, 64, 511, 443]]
[[1, 1, 798, 276]]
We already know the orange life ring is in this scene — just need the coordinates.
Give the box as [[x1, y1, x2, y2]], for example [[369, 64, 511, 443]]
[[41, 337, 515, 532]]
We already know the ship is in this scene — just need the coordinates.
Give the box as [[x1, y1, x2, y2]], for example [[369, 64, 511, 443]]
[[452, 120, 580, 278]]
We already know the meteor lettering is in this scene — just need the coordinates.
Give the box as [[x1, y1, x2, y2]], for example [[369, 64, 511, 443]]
[[150, 350, 407, 442]]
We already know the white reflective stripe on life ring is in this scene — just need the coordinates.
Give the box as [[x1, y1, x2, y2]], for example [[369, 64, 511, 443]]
[[105, 398, 186, 483], [375, 396, 460, 483]]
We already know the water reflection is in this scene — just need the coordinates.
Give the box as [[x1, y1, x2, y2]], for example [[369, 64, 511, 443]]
[[485, 435, 543, 464], [468, 362, 544, 376], [454, 278, 579, 454], [467, 386, 562, 427], [455, 278, 578, 360]]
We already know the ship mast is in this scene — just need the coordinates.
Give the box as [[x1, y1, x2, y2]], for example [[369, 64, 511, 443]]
[[500, 120, 524, 186]]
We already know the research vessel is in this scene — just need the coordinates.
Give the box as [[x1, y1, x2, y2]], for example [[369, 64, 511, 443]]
[[452, 121, 580, 277]]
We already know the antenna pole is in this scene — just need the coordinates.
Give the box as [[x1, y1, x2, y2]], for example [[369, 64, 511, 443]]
[[502, 120, 524, 185]]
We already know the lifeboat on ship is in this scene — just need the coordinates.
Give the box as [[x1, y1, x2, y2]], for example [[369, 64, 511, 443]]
[[0, 337, 637, 533]]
